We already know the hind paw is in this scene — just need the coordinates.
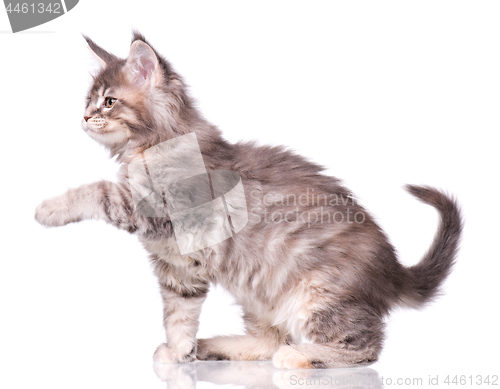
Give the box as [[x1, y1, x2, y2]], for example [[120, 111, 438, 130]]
[[272, 346, 312, 369]]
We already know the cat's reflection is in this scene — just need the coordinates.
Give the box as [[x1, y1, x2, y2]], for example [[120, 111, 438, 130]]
[[153, 361, 382, 389]]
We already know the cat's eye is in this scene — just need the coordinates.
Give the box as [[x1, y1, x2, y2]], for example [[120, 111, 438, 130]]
[[105, 97, 117, 108]]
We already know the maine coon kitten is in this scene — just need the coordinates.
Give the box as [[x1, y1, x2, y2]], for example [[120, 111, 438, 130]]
[[35, 33, 462, 369]]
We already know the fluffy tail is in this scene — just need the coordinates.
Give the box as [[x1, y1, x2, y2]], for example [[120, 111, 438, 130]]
[[402, 185, 463, 307]]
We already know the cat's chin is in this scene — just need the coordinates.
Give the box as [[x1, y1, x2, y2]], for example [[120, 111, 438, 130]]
[[83, 125, 108, 140], [83, 125, 129, 148]]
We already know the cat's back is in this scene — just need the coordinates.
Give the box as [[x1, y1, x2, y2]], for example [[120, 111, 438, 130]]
[[232, 141, 346, 193]]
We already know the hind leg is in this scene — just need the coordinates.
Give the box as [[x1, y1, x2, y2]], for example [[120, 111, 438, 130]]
[[197, 312, 286, 361], [197, 334, 281, 361], [273, 304, 384, 369]]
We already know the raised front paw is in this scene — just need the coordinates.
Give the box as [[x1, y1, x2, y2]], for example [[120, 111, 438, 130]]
[[35, 195, 77, 227], [153, 343, 196, 364]]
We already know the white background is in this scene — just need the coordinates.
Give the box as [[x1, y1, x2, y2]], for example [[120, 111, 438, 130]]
[[1, 1, 499, 388]]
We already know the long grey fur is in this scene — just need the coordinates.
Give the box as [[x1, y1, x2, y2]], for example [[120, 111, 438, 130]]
[[35, 32, 463, 369]]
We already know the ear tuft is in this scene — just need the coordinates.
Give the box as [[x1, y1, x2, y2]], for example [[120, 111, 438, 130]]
[[82, 34, 118, 66], [131, 30, 147, 44]]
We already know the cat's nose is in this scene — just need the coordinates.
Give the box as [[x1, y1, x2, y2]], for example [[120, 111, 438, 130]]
[[84, 116, 91, 122]]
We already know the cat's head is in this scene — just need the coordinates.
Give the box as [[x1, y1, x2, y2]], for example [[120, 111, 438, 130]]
[[82, 32, 196, 159]]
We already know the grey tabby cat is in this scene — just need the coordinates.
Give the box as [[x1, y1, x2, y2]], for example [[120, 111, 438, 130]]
[[35, 33, 462, 369]]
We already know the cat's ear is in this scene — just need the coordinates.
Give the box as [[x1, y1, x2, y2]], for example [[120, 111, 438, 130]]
[[83, 35, 118, 68], [125, 40, 162, 87]]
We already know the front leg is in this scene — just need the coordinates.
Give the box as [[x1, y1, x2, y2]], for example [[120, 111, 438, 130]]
[[154, 282, 207, 364], [35, 181, 137, 232]]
